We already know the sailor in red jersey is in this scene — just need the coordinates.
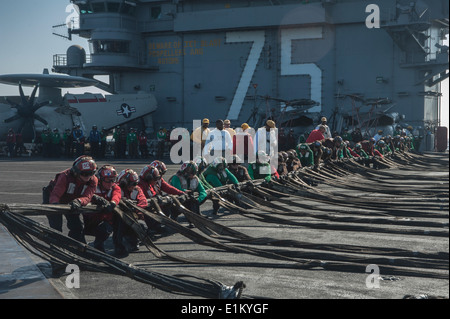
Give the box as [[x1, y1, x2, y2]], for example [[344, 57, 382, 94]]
[[43, 156, 98, 243], [362, 138, 383, 157], [139, 161, 185, 226], [306, 125, 326, 143], [84, 165, 121, 252], [114, 169, 147, 256], [147, 160, 185, 198], [118, 169, 148, 207], [138, 165, 162, 232], [361, 138, 383, 169]]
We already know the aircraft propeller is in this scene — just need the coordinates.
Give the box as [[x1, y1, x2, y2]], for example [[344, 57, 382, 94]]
[[3, 82, 51, 139]]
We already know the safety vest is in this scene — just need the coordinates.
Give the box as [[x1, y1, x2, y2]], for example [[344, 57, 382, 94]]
[[47, 169, 95, 204], [178, 175, 199, 191], [122, 187, 140, 201], [153, 179, 162, 194]]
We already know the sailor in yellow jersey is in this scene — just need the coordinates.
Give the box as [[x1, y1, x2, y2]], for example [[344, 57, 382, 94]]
[[191, 118, 211, 153]]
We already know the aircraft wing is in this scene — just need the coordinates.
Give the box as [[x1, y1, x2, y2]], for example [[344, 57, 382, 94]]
[[0, 74, 97, 88]]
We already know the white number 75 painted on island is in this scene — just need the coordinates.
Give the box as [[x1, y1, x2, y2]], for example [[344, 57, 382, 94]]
[[226, 28, 323, 120]]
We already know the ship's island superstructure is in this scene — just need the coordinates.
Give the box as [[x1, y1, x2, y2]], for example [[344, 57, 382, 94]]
[[53, 0, 448, 145]]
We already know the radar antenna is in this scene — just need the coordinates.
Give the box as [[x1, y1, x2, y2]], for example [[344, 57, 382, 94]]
[[52, 23, 72, 41]]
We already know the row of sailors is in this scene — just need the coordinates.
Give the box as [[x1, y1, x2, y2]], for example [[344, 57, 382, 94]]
[[43, 133, 412, 257]]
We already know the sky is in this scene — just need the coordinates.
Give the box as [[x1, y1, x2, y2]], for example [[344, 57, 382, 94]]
[[0, 1, 98, 94], [0, 0, 448, 132]]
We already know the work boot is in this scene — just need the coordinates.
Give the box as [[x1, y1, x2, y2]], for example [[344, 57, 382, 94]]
[[212, 201, 220, 215]]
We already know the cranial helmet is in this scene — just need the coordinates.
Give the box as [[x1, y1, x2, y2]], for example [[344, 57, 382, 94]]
[[298, 144, 308, 151], [287, 150, 297, 159], [212, 157, 227, 171], [139, 165, 161, 183], [97, 165, 118, 182], [150, 160, 167, 176], [193, 156, 208, 172], [118, 169, 139, 188], [180, 161, 198, 176], [72, 156, 97, 176]]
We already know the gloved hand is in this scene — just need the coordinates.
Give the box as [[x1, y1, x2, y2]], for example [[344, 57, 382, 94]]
[[232, 184, 241, 192], [69, 199, 82, 212], [187, 192, 196, 200], [156, 195, 163, 204], [105, 201, 117, 213], [92, 194, 110, 208]]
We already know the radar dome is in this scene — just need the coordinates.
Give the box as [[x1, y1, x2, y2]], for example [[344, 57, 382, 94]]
[[67, 45, 86, 67]]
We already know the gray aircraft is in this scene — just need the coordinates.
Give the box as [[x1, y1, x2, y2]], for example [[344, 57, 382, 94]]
[[0, 70, 157, 142]]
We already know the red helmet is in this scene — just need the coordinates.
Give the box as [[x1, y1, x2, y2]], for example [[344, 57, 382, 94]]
[[139, 165, 161, 183], [117, 169, 139, 188], [72, 156, 97, 176], [97, 165, 118, 182], [150, 160, 167, 175]]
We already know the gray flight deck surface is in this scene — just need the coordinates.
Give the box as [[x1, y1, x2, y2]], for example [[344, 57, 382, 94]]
[[0, 155, 448, 300]]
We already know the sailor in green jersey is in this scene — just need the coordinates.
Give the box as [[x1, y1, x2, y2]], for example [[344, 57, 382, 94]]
[[375, 139, 391, 155], [394, 125, 403, 137], [384, 135, 395, 154], [248, 151, 274, 182], [63, 128, 73, 158], [193, 156, 214, 190], [403, 130, 415, 151], [41, 128, 52, 157], [200, 157, 239, 215], [296, 143, 314, 167], [170, 161, 207, 225], [342, 141, 355, 158], [353, 143, 369, 159], [170, 161, 207, 204], [330, 136, 347, 159], [127, 128, 138, 159], [405, 126, 419, 150], [341, 128, 353, 146], [156, 127, 167, 158], [51, 128, 61, 158], [201, 157, 239, 187]]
